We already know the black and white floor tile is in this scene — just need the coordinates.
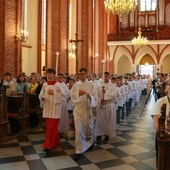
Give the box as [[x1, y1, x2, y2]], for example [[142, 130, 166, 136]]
[[0, 95, 156, 170]]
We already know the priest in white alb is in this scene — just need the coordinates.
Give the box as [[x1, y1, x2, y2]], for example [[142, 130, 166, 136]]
[[70, 68, 98, 160]]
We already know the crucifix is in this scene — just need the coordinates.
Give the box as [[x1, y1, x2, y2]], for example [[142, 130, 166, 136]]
[[69, 33, 84, 75]]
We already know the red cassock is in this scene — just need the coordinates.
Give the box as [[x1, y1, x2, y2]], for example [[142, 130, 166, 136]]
[[42, 80, 61, 150], [43, 118, 60, 149]]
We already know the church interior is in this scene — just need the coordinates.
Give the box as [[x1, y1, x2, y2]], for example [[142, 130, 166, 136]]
[[0, 0, 170, 169]]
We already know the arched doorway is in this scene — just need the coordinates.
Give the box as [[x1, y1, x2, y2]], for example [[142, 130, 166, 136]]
[[138, 54, 156, 78]]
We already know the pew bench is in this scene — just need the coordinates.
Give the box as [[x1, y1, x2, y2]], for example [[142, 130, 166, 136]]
[[28, 94, 44, 127], [0, 93, 9, 140], [7, 94, 30, 135]]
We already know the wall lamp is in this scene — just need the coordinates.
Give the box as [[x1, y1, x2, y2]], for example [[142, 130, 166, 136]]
[[15, 30, 28, 43]]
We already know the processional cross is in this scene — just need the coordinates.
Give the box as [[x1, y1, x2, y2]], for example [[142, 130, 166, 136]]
[[69, 33, 84, 75]]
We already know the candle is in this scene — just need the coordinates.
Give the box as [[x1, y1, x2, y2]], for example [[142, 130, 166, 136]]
[[101, 59, 106, 84], [55, 51, 60, 76]]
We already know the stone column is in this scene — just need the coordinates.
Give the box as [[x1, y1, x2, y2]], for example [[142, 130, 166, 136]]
[[46, 0, 69, 74], [77, 0, 93, 74], [94, 0, 108, 74]]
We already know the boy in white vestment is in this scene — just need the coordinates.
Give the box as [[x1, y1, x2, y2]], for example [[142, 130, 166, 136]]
[[71, 68, 98, 160], [57, 74, 70, 136], [95, 72, 118, 142], [67, 79, 75, 129], [39, 68, 63, 153]]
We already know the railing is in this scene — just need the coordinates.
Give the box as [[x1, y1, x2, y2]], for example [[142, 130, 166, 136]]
[[108, 28, 170, 41]]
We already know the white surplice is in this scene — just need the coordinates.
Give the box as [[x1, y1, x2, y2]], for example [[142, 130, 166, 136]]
[[58, 82, 70, 134], [94, 82, 118, 139], [39, 82, 63, 119], [71, 81, 98, 154]]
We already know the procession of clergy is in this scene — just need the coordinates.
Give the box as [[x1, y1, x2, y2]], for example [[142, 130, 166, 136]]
[[1, 68, 150, 160], [38, 67, 150, 160]]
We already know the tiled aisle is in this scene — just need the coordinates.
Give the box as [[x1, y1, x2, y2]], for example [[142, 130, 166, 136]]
[[0, 94, 156, 170]]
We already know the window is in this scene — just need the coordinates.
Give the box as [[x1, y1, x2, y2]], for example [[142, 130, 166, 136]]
[[140, 0, 157, 12], [42, 0, 46, 45], [22, 0, 28, 31]]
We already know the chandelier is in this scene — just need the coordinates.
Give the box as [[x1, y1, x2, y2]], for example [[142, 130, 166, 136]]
[[104, 0, 138, 22], [132, 27, 148, 48]]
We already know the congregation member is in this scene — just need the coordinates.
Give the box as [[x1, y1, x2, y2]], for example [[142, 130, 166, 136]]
[[94, 72, 118, 142], [35, 76, 47, 95], [28, 77, 38, 94], [15, 73, 29, 95], [57, 73, 70, 136], [156, 73, 166, 99], [153, 77, 170, 164], [39, 68, 63, 154], [70, 68, 98, 160], [146, 74, 152, 94], [3, 72, 16, 96]]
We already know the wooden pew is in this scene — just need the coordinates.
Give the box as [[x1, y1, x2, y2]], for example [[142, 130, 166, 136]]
[[7, 93, 30, 135], [28, 94, 44, 127], [0, 93, 45, 144], [0, 92, 9, 141], [157, 103, 170, 170]]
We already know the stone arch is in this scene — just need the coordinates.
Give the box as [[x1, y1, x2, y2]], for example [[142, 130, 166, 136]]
[[161, 54, 170, 73], [117, 55, 131, 75], [139, 54, 155, 65]]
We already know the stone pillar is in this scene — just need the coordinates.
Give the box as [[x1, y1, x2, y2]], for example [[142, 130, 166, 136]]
[[46, 0, 69, 74], [77, 0, 93, 74], [0, 0, 22, 77], [94, 0, 108, 74]]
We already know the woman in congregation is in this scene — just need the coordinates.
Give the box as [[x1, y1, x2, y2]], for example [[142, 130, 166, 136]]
[[27, 77, 38, 94], [15, 73, 29, 95]]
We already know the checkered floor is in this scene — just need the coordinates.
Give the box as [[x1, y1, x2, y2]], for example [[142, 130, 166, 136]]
[[0, 94, 156, 170]]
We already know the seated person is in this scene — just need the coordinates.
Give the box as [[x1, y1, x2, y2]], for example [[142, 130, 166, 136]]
[[28, 77, 38, 94], [3, 72, 16, 96], [35, 76, 47, 94], [15, 73, 29, 95]]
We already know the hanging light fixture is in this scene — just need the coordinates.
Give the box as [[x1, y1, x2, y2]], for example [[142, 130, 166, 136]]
[[104, 0, 138, 22], [132, 27, 148, 48]]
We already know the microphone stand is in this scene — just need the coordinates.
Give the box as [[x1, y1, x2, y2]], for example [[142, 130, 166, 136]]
[[140, 87, 153, 117]]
